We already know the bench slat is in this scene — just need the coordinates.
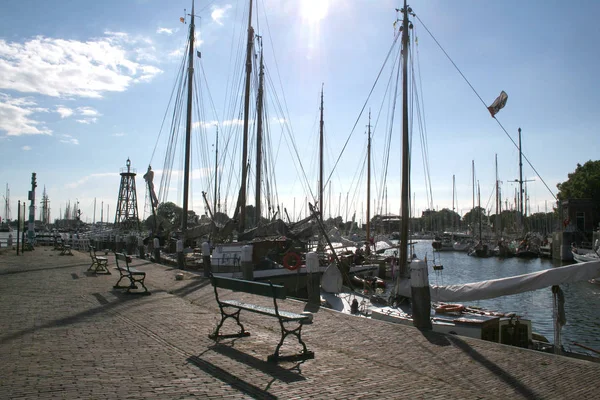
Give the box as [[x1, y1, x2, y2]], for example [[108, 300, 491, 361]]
[[221, 300, 308, 321], [212, 276, 286, 299]]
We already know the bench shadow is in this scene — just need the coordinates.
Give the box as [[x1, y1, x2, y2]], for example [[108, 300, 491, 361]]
[[447, 335, 541, 400], [210, 343, 306, 383], [187, 354, 278, 400], [0, 262, 91, 276], [169, 278, 211, 297], [0, 288, 163, 345]]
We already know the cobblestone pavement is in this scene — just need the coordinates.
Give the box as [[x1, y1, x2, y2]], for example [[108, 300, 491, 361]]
[[1, 247, 598, 399]]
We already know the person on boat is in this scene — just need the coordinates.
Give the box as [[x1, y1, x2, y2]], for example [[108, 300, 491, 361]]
[[354, 247, 365, 265]]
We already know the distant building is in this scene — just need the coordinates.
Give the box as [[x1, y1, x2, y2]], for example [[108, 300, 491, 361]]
[[561, 199, 597, 234]]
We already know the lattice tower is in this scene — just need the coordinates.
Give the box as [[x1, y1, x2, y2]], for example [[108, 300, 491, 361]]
[[114, 158, 140, 231]]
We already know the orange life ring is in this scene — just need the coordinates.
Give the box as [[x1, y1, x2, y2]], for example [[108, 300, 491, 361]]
[[435, 304, 465, 314], [283, 252, 301, 271]]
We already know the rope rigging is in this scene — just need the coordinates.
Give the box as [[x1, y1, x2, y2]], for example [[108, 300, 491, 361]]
[[414, 13, 557, 202]]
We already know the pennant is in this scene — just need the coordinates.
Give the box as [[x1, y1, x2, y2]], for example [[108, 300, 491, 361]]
[[487, 91, 508, 117], [180, 17, 185, 23]]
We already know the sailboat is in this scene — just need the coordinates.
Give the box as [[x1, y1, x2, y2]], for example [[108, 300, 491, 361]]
[[145, 1, 376, 296]]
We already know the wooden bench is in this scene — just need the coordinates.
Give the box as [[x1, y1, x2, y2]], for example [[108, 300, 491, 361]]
[[113, 253, 149, 295], [209, 275, 314, 362], [60, 243, 73, 256], [88, 245, 110, 274]]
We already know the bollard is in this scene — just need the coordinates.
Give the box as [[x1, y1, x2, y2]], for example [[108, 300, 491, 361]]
[[306, 252, 320, 306], [153, 238, 161, 263], [7, 234, 13, 248], [202, 242, 211, 277], [138, 237, 145, 259], [177, 239, 185, 269], [241, 245, 253, 280], [410, 259, 432, 330], [378, 261, 387, 280]]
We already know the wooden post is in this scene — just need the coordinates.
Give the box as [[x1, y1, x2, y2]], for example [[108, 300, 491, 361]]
[[202, 241, 211, 277], [410, 259, 432, 330], [153, 237, 161, 263], [306, 252, 320, 305], [138, 237, 145, 259], [241, 245, 253, 280], [177, 239, 184, 269]]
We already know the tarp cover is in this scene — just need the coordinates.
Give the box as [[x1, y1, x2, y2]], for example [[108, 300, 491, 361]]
[[394, 260, 600, 302]]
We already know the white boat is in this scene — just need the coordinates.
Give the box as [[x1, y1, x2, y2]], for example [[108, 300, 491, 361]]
[[571, 244, 599, 263]]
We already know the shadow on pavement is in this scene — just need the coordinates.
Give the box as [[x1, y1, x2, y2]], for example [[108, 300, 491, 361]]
[[0, 288, 163, 345], [169, 279, 211, 297], [447, 335, 541, 400], [187, 354, 278, 400], [0, 262, 90, 276], [210, 343, 306, 383]]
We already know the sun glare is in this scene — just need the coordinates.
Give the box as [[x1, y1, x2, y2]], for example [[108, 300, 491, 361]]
[[300, 0, 329, 24]]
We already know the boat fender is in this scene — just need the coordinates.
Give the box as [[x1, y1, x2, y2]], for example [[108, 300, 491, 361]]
[[283, 252, 301, 271]]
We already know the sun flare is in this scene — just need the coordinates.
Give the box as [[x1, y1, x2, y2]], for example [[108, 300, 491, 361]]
[[300, 0, 329, 24]]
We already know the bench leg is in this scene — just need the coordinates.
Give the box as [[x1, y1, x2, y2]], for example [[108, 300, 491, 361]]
[[126, 275, 150, 295], [268, 323, 314, 363], [113, 274, 132, 289], [208, 308, 250, 340]]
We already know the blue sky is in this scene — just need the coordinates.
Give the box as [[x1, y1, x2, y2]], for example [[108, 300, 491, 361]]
[[1, 0, 599, 226]]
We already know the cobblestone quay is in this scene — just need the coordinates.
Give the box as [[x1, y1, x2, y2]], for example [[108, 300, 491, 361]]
[[1, 247, 598, 399]]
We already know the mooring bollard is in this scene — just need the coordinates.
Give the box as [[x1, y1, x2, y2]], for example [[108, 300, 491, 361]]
[[410, 259, 432, 330], [138, 237, 145, 259], [378, 260, 387, 280], [241, 245, 253, 280], [306, 252, 320, 306], [153, 238, 161, 263], [177, 239, 184, 269], [202, 241, 211, 277]]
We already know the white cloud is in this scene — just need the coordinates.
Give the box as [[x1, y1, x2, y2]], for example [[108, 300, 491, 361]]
[[76, 117, 98, 124], [168, 49, 183, 58], [0, 93, 52, 136], [112, 132, 125, 137], [157, 27, 173, 35], [76, 106, 100, 117], [59, 134, 79, 145], [56, 106, 74, 118], [65, 172, 118, 189], [211, 5, 232, 25], [22, 145, 31, 151], [0, 34, 163, 99]]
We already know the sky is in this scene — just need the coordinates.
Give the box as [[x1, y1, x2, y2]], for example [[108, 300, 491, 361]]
[[1, 0, 599, 227]]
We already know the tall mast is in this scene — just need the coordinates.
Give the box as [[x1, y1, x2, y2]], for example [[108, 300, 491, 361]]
[[452, 175, 455, 233], [238, 0, 254, 232], [518, 127, 524, 231], [495, 154, 500, 237], [213, 125, 219, 215], [366, 110, 372, 253], [319, 84, 324, 220], [181, 0, 195, 233], [478, 181, 482, 241], [398, 0, 411, 278], [255, 39, 264, 226]]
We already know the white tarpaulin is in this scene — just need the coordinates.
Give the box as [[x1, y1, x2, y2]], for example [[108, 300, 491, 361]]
[[394, 260, 600, 303]]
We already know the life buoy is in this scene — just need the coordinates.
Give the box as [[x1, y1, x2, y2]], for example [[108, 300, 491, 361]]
[[435, 304, 465, 314], [283, 252, 301, 271]]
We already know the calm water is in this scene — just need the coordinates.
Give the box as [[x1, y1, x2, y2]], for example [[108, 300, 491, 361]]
[[407, 240, 600, 354]]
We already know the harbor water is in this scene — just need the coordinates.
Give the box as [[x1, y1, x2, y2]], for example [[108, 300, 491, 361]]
[[406, 240, 600, 355]]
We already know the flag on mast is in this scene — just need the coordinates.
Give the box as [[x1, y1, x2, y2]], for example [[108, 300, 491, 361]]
[[487, 91, 508, 117]]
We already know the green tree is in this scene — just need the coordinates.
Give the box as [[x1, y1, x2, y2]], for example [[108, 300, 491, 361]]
[[557, 160, 600, 227]]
